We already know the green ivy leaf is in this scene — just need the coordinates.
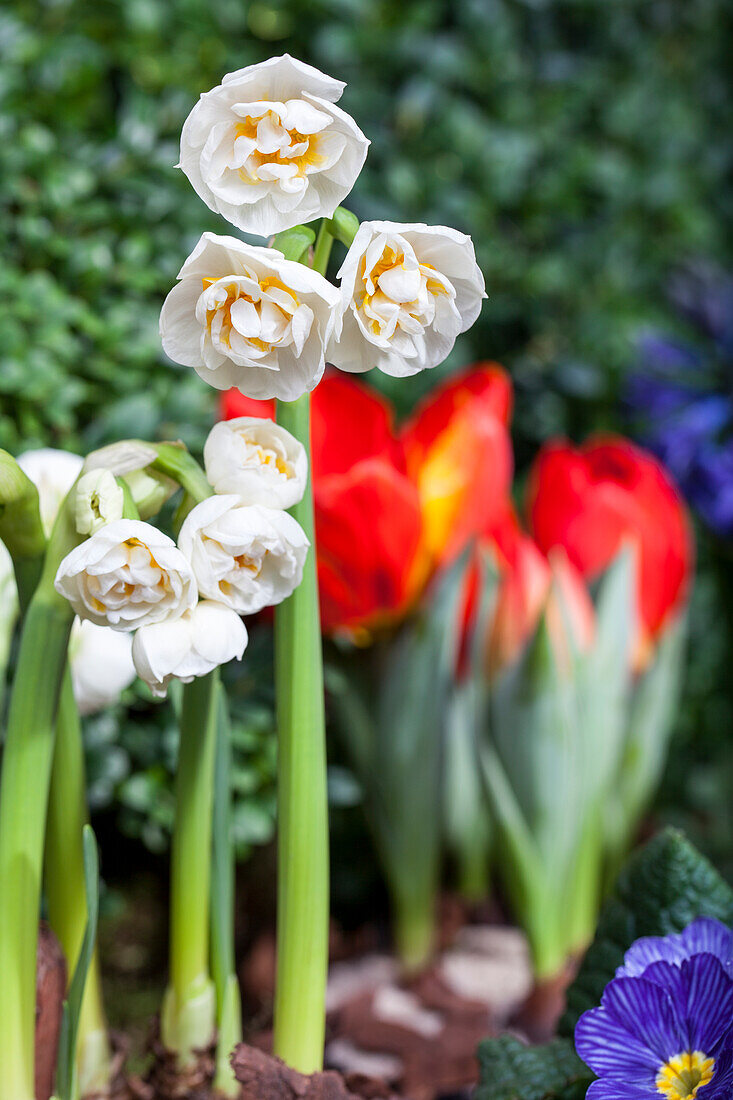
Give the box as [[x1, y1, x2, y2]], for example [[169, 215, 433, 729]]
[[475, 1035, 592, 1100], [560, 827, 733, 1036]]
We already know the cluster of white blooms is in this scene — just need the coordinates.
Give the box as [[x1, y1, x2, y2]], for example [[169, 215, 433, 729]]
[[161, 54, 486, 402], [3, 449, 137, 714], [53, 419, 309, 698]]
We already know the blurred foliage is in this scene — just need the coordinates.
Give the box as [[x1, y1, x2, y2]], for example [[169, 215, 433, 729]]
[[84, 624, 278, 858], [2, 0, 731, 459], [1, 0, 732, 876]]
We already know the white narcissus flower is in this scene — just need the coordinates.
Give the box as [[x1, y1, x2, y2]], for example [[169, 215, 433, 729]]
[[54, 519, 197, 631], [75, 469, 125, 536], [69, 618, 137, 715], [17, 448, 84, 535], [132, 599, 248, 698], [204, 417, 307, 507], [160, 232, 339, 401], [178, 495, 309, 614], [328, 221, 486, 378], [178, 54, 369, 236]]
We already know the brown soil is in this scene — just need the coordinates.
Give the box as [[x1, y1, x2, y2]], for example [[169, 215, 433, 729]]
[[232, 1044, 398, 1100], [510, 958, 579, 1042]]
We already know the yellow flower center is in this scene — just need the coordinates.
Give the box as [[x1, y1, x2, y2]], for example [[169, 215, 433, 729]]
[[656, 1051, 715, 1098], [201, 275, 300, 356], [234, 116, 325, 182]]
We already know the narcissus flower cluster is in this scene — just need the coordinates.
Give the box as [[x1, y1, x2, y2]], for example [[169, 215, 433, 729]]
[[53, 420, 312, 698], [161, 55, 486, 403]]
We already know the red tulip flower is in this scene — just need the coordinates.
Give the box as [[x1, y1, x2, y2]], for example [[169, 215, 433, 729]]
[[220, 364, 513, 637], [461, 502, 595, 677], [526, 437, 693, 664]]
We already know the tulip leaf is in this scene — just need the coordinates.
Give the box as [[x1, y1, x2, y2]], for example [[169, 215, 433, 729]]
[[490, 615, 581, 876], [576, 550, 634, 809], [475, 1034, 592, 1100], [443, 551, 497, 896], [606, 614, 687, 868], [560, 827, 733, 1037], [330, 555, 467, 966]]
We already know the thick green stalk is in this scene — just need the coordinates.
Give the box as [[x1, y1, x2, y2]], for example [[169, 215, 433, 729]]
[[0, 501, 78, 1100], [392, 885, 435, 974], [45, 675, 111, 1096], [161, 672, 219, 1064], [273, 393, 329, 1072], [211, 681, 241, 1097]]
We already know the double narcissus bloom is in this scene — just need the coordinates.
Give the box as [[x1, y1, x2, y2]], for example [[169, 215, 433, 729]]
[[328, 222, 486, 379], [526, 438, 693, 667], [221, 362, 513, 636], [178, 55, 370, 237], [159, 233, 339, 401], [55, 520, 199, 631], [576, 917, 733, 1099], [178, 495, 309, 615]]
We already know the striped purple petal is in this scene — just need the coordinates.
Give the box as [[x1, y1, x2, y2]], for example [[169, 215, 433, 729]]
[[575, 976, 684, 1081], [617, 918, 733, 980], [701, 1048, 733, 1098], [586, 1081, 652, 1099], [681, 954, 733, 1053]]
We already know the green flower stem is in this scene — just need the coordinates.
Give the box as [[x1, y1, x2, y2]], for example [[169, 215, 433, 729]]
[[0, 498, 79, 1100], [311, 220, 334, 277], [273, 392, 329, 1073], [45, 674, 111, 1096], [161, 671, 219, 1065], [211, 681, 241, 1098]]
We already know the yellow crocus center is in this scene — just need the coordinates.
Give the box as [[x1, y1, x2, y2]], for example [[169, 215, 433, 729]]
[[656, 1051, 715, 1098]]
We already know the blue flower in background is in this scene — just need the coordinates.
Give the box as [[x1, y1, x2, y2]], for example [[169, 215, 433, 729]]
[[626, 266, 733, 539], [575, 917, 733, 1099]]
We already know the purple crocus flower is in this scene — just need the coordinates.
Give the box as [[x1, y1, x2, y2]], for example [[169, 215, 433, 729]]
[[575, 918, 733, 1099], [626, 265, 733, 540]]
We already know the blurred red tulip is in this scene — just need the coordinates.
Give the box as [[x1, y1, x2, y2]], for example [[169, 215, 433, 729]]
[[462, 503, 595, 676], [220, 364, 514, 637], [401, 364, 513, 568], [526, 437, 693, 661]]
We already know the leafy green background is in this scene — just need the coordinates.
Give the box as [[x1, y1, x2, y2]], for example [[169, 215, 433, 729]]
[[2, 0, 732, 880]]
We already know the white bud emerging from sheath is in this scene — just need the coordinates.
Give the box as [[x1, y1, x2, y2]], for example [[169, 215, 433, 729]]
[[75, 469, 125, 536], [123, 468, 178, 520], [178, 495, 309, 614], [204, 417, 307, 508], [17, 448, 84, 535], [69, 618, 136, 715], [55, 519, 197, 631], [329, 221, 486, 379], [178, 54, 369, 236], [132, 599, 248, 698]]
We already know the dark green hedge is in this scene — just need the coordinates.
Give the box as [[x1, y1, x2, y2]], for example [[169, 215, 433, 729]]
[[2, 0, 731, 459]]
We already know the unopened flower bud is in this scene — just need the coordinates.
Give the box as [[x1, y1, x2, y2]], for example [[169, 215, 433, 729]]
[[75, 469, 125, 536], [123, 468, 178, 520]]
